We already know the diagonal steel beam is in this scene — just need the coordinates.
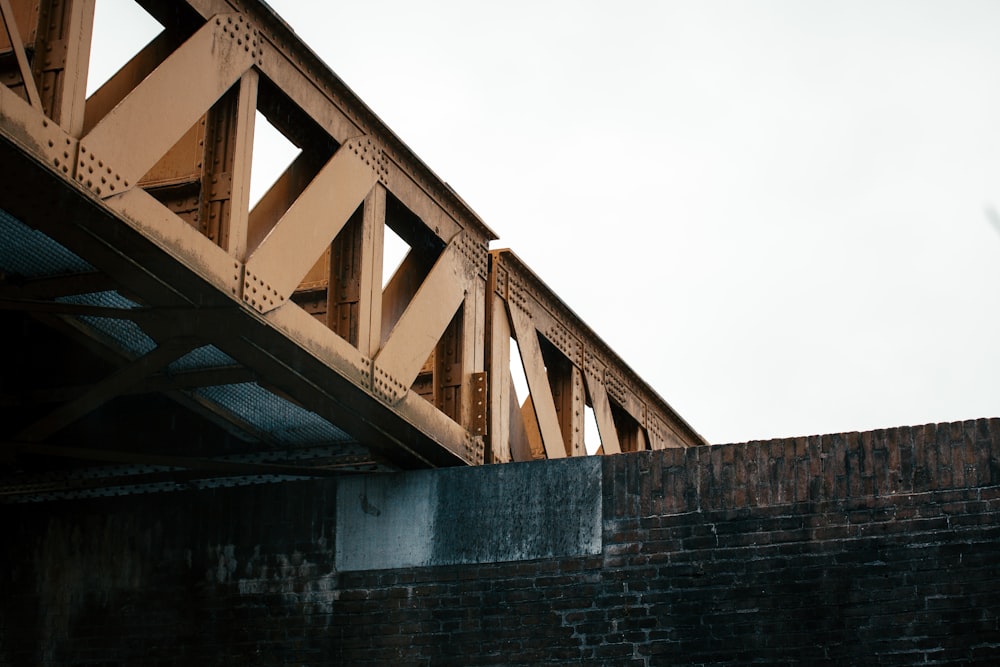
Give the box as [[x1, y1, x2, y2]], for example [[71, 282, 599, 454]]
[[584, 369, 622, 455], [0, 0, 42, 110], [508, 303, 565, 459], [80, 13, 255, 193], [243, 137, 380, 313], [373, 237, 469, 399]]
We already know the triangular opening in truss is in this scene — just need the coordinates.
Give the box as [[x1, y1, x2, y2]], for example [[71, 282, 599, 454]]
[[249, 110, 302, 209], [584, 403, 602, 455], [382, 225, 410, 289], [86, 0, 163, 97], [509, 335, 530, 408], [507, 332, 550, 461]]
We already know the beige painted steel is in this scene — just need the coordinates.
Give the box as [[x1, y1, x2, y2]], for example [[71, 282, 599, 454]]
[[247, 151, 313, 256], [222, 70, 257, 258], [244, 139, 378, 312], [357, 185, 386, 358], [81, 15, 255, 193], [487, 296, 512, 462], [519, 395, 546, 461], [37, 0, 95, 136], [585, 369, 622, 455], [0, 0, 703, 474], [508, 304, 566, 460], [82, 31, 174, 135], [492, 249, 706, 455], [0, 0, 42, 109], [380, 248, 434, 348], [375, 238, 470, 396]]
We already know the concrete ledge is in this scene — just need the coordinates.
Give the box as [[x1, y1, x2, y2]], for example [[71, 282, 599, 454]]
[[335, 456, 602, 571]]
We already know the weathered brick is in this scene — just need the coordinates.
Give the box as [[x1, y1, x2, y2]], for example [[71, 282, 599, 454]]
[[5, 420, 1000, 666]]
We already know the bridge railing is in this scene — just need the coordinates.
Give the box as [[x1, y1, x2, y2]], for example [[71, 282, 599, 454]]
[[0, 0, 704, 469]]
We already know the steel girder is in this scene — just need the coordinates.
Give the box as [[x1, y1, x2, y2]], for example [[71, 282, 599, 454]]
[[0, 0, 704, 492]]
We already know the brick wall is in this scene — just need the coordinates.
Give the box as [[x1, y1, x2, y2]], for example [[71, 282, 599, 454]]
[[3, 418, 1000, 665]]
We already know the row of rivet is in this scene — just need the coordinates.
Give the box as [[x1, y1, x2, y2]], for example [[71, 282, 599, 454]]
[[227, 2, 489, 257], [217, 14, 264, 69], [464, 434, 485, 465], [544, 322, 577, 364], [41, 118, 129, 198], [243, 270, 282, 312], [454, 231, 489, 280], [346, 136, 389, 186], [372, 363, 407, 405]]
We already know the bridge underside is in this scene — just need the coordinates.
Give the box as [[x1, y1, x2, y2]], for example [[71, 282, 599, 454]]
[[0, 151, 408, 498], [0, 0, 704, 503]]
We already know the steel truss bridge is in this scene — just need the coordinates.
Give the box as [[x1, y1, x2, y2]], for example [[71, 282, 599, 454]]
[[0, 0, 704, 502]]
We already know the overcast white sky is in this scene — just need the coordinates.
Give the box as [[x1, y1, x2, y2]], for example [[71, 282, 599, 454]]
[[92, 1, 1000, 445]]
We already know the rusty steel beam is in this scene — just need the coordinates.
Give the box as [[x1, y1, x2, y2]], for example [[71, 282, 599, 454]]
[[0, 0, 704, 475], [489, 249, 707, 461], [0, 0, 42, 109]]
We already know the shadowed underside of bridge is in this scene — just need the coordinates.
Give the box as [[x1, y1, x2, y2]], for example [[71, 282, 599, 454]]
[[0, 0, 705, 503]]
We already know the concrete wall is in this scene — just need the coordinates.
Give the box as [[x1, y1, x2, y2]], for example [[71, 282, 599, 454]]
[[2, 418, 1000, 665], [336, 456, 602, 571]]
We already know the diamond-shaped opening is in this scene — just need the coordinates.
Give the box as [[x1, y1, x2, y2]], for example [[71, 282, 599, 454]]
[[249, 110, 302, 209], [86, 0, 163, 97]]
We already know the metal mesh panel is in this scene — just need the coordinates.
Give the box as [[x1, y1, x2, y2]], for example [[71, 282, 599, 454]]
[[169, 345, 238, 372], [0, 208, 94, 277], [195, 382, 352, 445], [56, 291, 156, 357]]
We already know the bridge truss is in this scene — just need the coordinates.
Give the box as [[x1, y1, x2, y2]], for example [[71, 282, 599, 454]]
[[0, 0, 704, 500]]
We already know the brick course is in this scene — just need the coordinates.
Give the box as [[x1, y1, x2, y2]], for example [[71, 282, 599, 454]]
[[2, 418, 999, 665]]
